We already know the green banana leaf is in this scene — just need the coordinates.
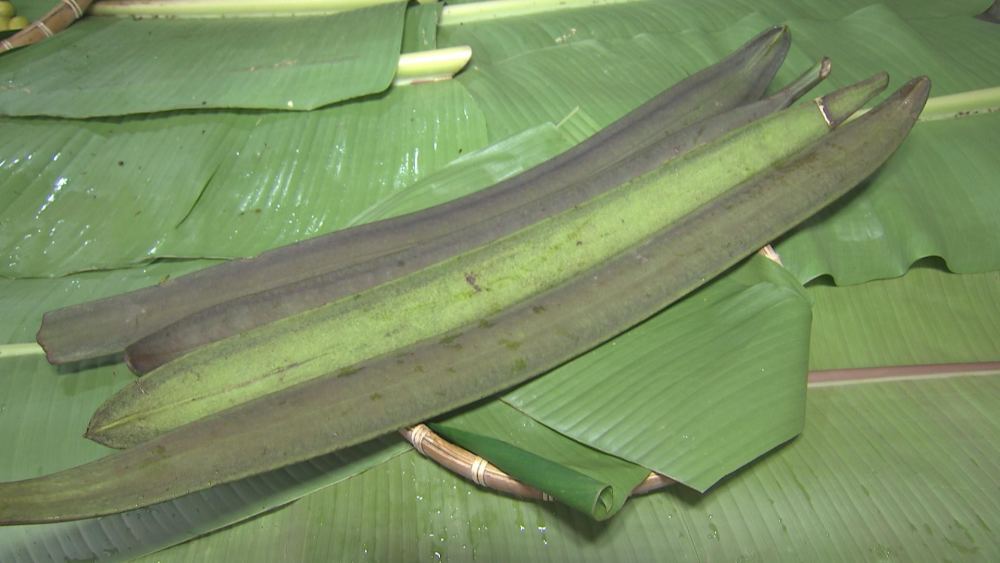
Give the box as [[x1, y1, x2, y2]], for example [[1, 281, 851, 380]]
[[0, 3, 409, 117], [0, 434, 406, 562], [439, 1, 1000, 283], [402, 2, 442, 53], [2, 2, 997, 282], [140, 374, 1000, 562], [0, 0, 999, 559], [0, 262, 409, 560], [3, 263, 997, 559], [352, 122, 574, 224], [0, 79, 490, 277], [776, 111, 1000, 284], [808, 262, 1000, 370], [503, 255, 812, 493], [438, 0, 992, 65]]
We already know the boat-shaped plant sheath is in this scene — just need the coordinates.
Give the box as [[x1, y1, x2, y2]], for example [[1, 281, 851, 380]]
[[0, 77, 930, 525], [126, 57, 833, 373], [36, 26, 791, 365], [88, 74, 888, 449]]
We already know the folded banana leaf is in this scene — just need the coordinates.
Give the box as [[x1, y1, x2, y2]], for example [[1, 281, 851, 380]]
[[0, 2, 409, 117]]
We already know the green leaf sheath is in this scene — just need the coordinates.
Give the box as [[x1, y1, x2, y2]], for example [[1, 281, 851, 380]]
[[0, 77, 927, 525], [88, 76, 884, 449], [36, 26, 791, 366], [125, 55, 832, 374]]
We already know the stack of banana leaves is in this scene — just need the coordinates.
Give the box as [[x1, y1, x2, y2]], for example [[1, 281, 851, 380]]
[[0, 0, 998, 560]]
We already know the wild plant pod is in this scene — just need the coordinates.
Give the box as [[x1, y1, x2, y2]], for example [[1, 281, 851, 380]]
[[0, 76, 930, 525], [36, 26, 792, 366], [125, 56, 832, 373], [88, 73, 889, 449]]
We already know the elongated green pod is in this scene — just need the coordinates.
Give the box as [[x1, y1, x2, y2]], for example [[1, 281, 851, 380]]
[[0, 77, 930, 525], [126, 56, 834, 373], [977, 0, 1000, 23], [89, 74, 888, 449], [36, 26, 791, 365]]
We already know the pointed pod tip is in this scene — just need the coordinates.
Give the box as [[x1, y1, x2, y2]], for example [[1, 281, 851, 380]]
[[752, 24, 790, 48], [869, 76, 931, 112], [895, 76, 932, 117], [901, 75, 932, 101], [84, 410, 130, 450], [817, 72, 891, 128]]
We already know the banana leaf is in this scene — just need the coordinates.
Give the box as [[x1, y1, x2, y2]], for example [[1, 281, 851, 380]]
[[808, 262, 1000, 370], [402, 2, 441, 53], [139, 374, 1000, 561], [0, 0, 999, 559], [0, 261, 409, 561], [0, 79, 490, 277], [352, 123, 574, 224], [0, 3, 409, 117], [503, 255, 811, 492], [775, 112, 1000, 284], [440, 3, 1000, 283], [2, 262, 997, 559], [2, 4, 997, 281]]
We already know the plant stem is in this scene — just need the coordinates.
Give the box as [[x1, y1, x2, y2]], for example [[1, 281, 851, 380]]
[[918, 86, 1000, 121], [395, 46, 471, 86], [0, 343, 44, 359], [440, 0, 636, 26]]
